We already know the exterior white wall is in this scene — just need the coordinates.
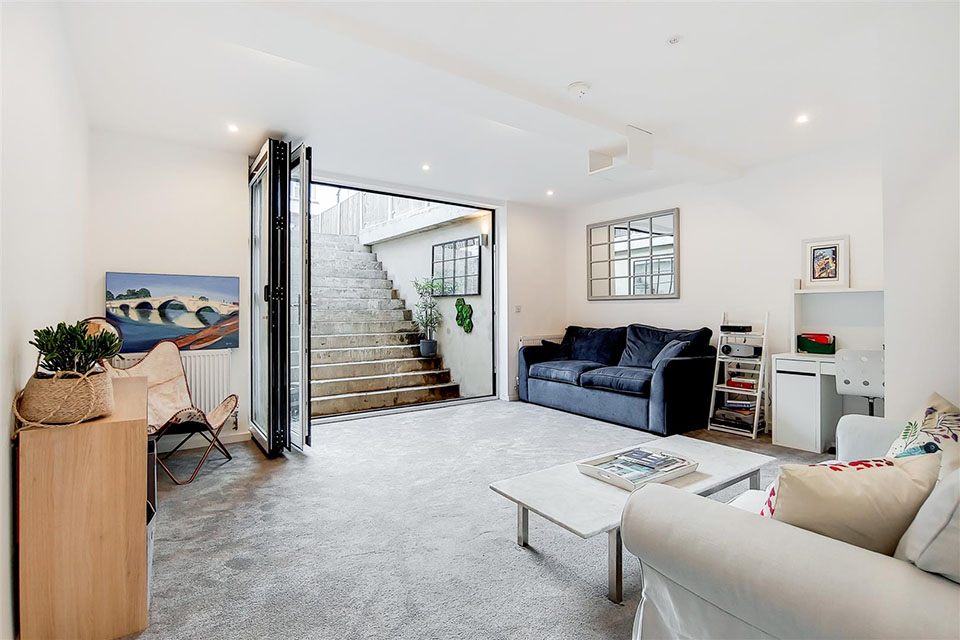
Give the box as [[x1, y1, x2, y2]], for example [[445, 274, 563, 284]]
[[0, 5, 90, 635], [501, 203, 568, 400], [561, 146, 884, 358], [880, 3, 960, 416], [371, 214, 494, 398], [84, 130, 251, 442]]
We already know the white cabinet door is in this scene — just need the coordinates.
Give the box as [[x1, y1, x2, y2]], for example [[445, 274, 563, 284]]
[[774, 370, 819, 452]]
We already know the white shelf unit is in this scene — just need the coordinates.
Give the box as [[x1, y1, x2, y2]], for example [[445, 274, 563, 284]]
[[707, 312, 769, 439]]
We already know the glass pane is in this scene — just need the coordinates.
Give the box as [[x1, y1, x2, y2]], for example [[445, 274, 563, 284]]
[[612, 240, 629, 258], [590, 226, 608, 245], [633, 259, 651, 276], [612, 278, 630, 296], [612, 260, 630, 277], [454, 276, 466, 294], [653, 274, 675, 295], [455, 239, 467, 259], [633, 276, 652, 296], [590, 261, 609, 279], [251, 177, 269, 430], [591, 244, 609, 261], [443, 242, 455, 261], [288, 160, 303, 442], [466, 241, 480, 257], [466, 257, 479, 276], [655, 257, 674, 273], [611, 223, 629, 239], [442, 261, 454, 278], [465, 276, 478, 295], [591, 279, 609, 297], [652, 214, 675, 255], [433, 245, 443, 261]]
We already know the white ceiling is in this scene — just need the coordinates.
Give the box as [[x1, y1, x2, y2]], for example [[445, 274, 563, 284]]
[[60, 2, 893, 207]]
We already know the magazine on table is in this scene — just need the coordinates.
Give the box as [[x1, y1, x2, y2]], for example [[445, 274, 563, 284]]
[[577, 446, 698, 491]]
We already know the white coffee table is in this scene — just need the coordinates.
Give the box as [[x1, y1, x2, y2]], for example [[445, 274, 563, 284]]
[[489, 435, 775, 603]]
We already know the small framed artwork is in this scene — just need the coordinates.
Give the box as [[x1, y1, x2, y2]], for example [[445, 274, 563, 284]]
[[801, 236, 849, 289]]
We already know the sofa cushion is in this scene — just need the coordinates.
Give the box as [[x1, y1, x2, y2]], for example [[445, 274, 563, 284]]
[[896, 468, 960, 583], [652, 339, 690, 369], [561, 326, 626, 365], [618, 324, 712, 368], [581, 366, 655, 397], [528, 360, 604, 386]]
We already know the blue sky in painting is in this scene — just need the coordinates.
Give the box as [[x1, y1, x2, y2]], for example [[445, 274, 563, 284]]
[[106, 272, 239, 303]]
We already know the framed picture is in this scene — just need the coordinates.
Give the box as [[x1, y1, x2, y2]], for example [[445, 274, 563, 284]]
[[801, 236, 849, 289], [106, 271, 240, 352]]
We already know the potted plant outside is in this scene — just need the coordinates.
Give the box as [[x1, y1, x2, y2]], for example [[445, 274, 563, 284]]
[[15, 321, 122, 426], [412, 277, 446, 357]]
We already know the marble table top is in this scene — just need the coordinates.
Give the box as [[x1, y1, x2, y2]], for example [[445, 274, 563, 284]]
[[489, 435, 775, 538]]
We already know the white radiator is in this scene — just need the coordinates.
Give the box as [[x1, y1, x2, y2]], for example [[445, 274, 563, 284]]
[[518, 334, 563, 349], [112, 349, 233, 413]]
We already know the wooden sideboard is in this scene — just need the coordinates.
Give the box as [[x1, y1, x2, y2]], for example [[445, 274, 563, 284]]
[[17, 376, 149, 640]]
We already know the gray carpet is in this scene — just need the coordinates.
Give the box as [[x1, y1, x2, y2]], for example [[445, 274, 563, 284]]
[[137, 401, 827, 640]]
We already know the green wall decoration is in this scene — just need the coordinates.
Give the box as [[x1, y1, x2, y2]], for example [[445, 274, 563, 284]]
[[454, 298, 474, 333]]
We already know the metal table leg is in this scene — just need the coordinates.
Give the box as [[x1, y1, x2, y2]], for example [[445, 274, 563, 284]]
[[517, 505, 529, 547], [749, 470, 761, 490], [608, 527, 622, 604]]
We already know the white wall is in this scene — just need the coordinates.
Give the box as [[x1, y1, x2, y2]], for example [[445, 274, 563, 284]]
[[561, 146, 884, 358], [880, 3, 960, 416], [0, 5, 91, 636], [84, 130, 251, 442], [371, 214, 494, 397], [500, 203, 568, 399]]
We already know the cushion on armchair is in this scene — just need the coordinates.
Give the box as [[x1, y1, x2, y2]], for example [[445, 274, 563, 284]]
[[885, 392, 960, 480], [760, 453, 941, 555], [896, 468, 960, 583], [618, 324, 712, 368], [560, 326, 626, 365]]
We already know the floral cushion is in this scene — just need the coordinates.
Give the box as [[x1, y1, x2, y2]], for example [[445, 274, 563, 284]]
[[886, 392, 960, 480]]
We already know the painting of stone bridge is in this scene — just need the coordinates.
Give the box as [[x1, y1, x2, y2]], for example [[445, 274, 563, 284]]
[[106, 272, 240, 353]]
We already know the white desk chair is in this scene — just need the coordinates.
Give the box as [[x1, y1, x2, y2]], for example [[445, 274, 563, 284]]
[[835, 349, 884, 416]]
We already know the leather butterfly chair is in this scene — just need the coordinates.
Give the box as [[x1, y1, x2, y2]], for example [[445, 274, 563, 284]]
[[104, 340, 237, 485]]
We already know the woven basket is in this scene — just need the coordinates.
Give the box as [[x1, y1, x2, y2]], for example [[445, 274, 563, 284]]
[[16, 369, 114, 426]]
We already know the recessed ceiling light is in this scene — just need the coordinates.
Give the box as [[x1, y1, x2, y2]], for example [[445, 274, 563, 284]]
[[421, 163, 431, 171], [567, 82, 591, 99], [226, 123, 239, 133], [667, 35, 682, 45], [795, 114, 810, 125], [546, 190, 555, 196]]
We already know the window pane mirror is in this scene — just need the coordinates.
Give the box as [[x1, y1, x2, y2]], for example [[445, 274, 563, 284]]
[[586, 208, 679, 300], [432, 235, 481, 296]]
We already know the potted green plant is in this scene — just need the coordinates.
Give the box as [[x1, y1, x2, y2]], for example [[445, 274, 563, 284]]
[[15, 321, 122, 425], [412, 277, 446, 357]]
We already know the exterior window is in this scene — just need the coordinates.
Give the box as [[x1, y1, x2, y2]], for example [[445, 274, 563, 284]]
[[587, 208, 679, 300], [431, 236, 480, 296]]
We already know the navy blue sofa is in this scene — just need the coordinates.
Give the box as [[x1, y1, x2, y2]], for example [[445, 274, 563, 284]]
[[518, 324, 716, 435]]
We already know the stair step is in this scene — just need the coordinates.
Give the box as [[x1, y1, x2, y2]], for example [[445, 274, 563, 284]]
[[311, 344, 420, 364], [312, 298, 406, 311], [313, 259, 383, 273], [311, 332, 421, 349], [312, 309, 411, 322], [310, 382, 460, 416], [312, 287, 398, 300], [312, 267, 386, 280], [311, 250, 378, 264], [311, 370, 451, 397], [314, 234, 368, 252], [312, 356, 440, 380], [312, 320, 416, 335], [312, 276, 394, 290]]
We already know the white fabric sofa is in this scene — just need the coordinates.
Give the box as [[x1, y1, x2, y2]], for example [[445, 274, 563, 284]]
[[621, 415, 960, 640]]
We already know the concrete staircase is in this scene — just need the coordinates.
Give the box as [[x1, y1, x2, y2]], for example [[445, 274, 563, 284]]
[[310, 233, 460, 416]]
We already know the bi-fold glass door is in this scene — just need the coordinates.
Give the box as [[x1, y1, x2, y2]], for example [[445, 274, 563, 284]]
[[249, 139, 311, 456]]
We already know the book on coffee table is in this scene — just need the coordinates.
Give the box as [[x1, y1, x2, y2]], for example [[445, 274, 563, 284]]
[[576, 446, 698, 491]]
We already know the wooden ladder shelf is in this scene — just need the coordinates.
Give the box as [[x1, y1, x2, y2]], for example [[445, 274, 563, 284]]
[[707, 311, 769, 439]]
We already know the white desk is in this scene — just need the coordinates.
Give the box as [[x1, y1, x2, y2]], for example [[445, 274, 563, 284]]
[[772, 352, 844, 453]]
